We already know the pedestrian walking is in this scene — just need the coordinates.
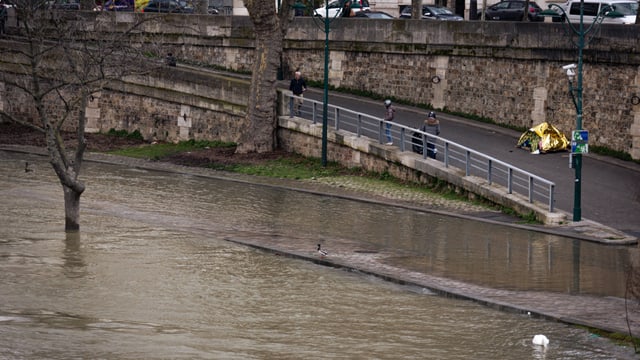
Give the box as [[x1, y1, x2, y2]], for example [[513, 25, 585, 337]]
[[289, 70, 307, 116], [383, 99, 395, 145], [422, 111, 440, 159]]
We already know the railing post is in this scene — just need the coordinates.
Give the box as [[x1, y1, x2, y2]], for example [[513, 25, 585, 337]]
[[289, 95, 294, 118], [487, 159, 492, 184], [379, 121, 384, 144], [400, 128, 406, 152], [357, 114, 362, 137], [444, 142, 449, 167], [335, 108, 340, 130], [465, 150, 471, 176], [422, 134, 428, 159], [529, 176, 534, 203], [334, 108, 339, 130], [507, 168, 513, 194], [549, 184, 555, 212], [312, 102, 318, 124]]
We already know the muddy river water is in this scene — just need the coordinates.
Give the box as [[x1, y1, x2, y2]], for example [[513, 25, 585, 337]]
[[0, 151, 636, 359]]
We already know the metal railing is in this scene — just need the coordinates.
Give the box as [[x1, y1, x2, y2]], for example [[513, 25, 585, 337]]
[[287, 94, 556, 212]]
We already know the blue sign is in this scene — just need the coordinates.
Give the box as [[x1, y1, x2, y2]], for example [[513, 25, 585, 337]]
[[571, 130, 589, 154], [572, 130, 588, 142]]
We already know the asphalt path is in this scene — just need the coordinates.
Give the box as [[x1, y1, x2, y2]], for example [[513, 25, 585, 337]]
[[301, 88, 640, 238]]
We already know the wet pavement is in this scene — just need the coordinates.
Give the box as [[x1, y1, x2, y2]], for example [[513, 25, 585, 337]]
[[2, 144, 639, 341]]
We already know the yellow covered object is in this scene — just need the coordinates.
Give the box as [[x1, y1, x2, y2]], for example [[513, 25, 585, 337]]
[[135, 0, 149, 11], [517, 122, 569, 153]]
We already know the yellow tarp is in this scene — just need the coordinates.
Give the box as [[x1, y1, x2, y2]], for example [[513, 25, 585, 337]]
[[516, 122, 569, 153], [135, 0, 149, 11]]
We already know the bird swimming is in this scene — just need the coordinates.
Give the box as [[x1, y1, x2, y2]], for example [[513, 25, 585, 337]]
[[532, 334, 549, 347], [317, 244, 328, 256]]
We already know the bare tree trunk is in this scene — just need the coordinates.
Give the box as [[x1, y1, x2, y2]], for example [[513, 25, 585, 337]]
[[63, 185, 81, 231], [237, 0, 294, 154], [235, 32, 282, 153], [411, 0, 423, 19], [44, 120, 86, 230]]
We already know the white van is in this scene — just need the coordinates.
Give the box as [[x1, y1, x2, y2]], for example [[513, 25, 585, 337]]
[[561, 0, 637, 24], [314, 0, 370, 18]]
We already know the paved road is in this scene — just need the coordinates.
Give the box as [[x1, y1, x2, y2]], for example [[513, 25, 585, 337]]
[[302, 88, 640, 238]]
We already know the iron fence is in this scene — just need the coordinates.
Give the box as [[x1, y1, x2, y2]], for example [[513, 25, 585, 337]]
[[287, 94, 555, 212]]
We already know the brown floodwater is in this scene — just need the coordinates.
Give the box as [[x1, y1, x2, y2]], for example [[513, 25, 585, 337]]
[[0, 151, 636, 359]]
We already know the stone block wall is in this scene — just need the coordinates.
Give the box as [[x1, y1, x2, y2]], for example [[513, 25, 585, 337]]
[[0, 59, 250, 143], [280, 20, 640, 159], [2, 14, 640, 159], [95, 70, 250, 142]]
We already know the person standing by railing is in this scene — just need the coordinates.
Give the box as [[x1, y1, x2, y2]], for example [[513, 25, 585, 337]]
[[383, 99, 395, 145], [289, 70, 307, 116], [422, 111, 440, 159]]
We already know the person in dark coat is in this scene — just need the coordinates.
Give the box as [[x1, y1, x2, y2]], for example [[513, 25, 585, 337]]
[[422, 111, 440, 159], [289, 70, 307, 116]]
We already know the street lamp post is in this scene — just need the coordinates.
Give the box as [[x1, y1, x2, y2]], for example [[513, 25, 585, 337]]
[[321, 5, 330, 167], [540, 3, 622, 222], [293, 1, 343, 166]]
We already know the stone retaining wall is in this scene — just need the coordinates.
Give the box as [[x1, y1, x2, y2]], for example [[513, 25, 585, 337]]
[[124, 15, 640, 159], [2, 14, 640, 158]]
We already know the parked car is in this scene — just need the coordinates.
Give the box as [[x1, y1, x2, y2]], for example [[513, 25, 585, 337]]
[[103, 0, 134, 11], [48, 0, 81, 10], [561, 0, 637, 24], [400, 5, 463, 20], [354, 10, 394, 18], [313, 0, 370, 18], [479, 0, 544, 21], [142, 0, 193, 13]]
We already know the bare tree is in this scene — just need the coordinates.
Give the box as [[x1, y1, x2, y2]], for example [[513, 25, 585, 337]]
[[0, 5, 152, 231], [236, 0, 295, 153], [411, 0, 423, 19]]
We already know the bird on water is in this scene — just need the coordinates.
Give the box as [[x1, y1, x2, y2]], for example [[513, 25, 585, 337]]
[[532, 334, 549, 347], [317, 244, 328, 256]]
